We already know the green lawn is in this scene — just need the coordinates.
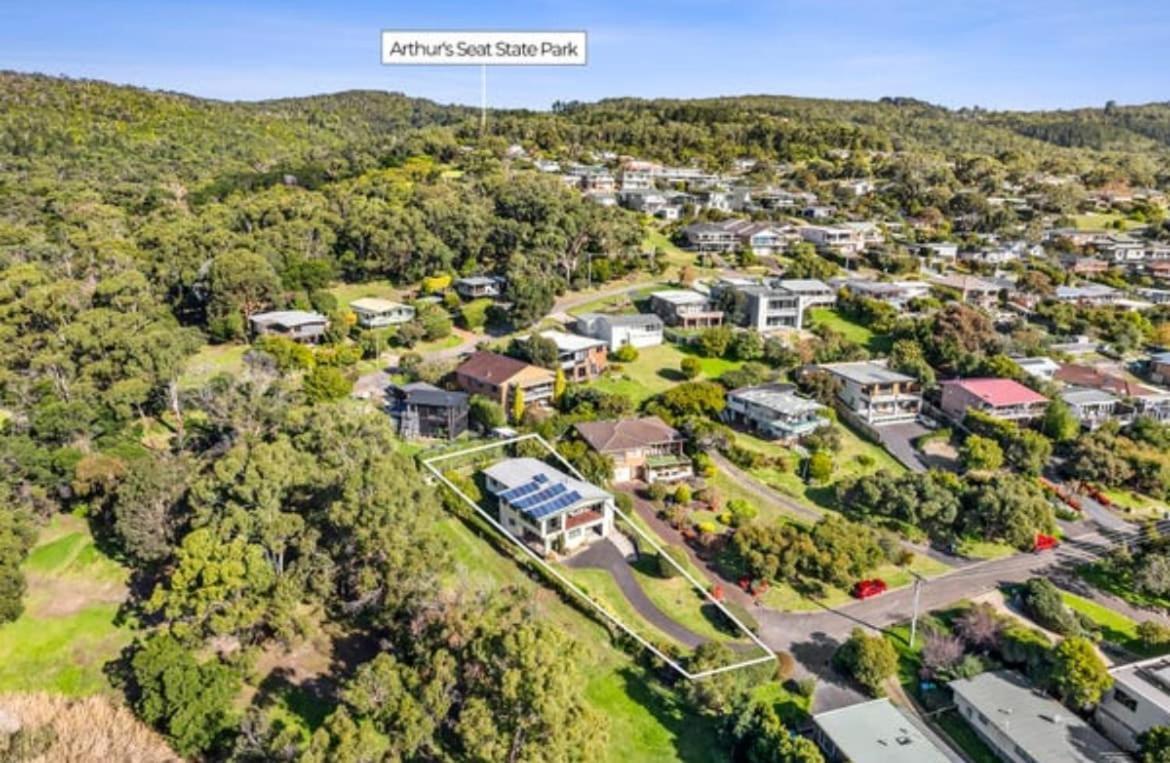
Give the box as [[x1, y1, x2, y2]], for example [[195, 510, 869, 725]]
[[568, 282, 671, 317], [759, 555, 950, 613], [955, 538, 1017, 560], [590, 343, 745, 405], [435, 515, 729, 761], [1060, 590, 1166, 657], [733, 423, 904, 513], [807, 307, 892, 354], [1079, 564, 1170, 613], [0, 515, 134, 696], [180, 343, 249, 389], [1101, 487, 1168, 521], [327, 279, 404, 305], [1071, 212, 1144, 232]]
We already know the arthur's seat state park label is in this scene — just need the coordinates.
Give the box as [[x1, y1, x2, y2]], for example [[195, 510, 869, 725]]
[[381, 31, 587, 66]]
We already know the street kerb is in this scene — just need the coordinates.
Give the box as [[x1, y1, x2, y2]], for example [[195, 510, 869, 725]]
[[422, 433, 777, 680]]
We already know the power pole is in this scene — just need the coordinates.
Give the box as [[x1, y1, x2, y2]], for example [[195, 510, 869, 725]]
[[908, 572, 924, 648]]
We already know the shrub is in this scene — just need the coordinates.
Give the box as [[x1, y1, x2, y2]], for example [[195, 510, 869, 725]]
[[794, 677, 817, 698], [614, 493, 634, 512], [674, 484, 693, 505], [726, 499, 758, 527], [1138, 620, 1170, 649], [696, 520, 718, 535], [1019, 578, 1081, 635], [646, 482, 668, 502], [459, 298, 492, 330], [613, 344, 639, 362], [834, 627, 898, 697], [657, 546, 688, 578], [680, 357, 702, 380]]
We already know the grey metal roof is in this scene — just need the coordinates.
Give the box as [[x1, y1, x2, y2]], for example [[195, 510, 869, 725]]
[[822, 361, 915, 386], [813, 699, 957, 763], [729, 384, 825, 417], [1109, 657, 1170, 713], [483, 458, 610, 521], [1061, 387, 1119, 406], [650, 290, 709, 305], [248, 310, 328, 328], [949, 670, 1124, 763]]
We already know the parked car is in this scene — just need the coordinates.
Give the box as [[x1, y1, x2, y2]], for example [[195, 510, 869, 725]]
[[852, 579, 888, 599], [1033, 533, 1059, 552]]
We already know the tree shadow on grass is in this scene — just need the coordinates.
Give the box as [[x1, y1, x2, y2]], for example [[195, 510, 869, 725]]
[[656, 368, 687, 383], [615, 665, 725, 763]]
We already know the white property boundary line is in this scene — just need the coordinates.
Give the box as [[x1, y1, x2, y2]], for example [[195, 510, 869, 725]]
[[422, 433, 777, 681]]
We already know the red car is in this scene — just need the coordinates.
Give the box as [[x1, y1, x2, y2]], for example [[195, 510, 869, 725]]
[[852, 579, 888, 599], [1034, 534, 1059, 552]]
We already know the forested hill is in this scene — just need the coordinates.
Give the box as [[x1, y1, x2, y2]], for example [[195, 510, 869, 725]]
[[4, 71, 1170, 194], [0, 71, 475, 190]]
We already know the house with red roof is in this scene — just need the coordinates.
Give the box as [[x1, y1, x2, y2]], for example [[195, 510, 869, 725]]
[[940, 378, 1049, 423]]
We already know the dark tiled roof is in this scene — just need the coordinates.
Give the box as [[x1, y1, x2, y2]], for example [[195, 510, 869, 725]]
[[575, 416, 684, 453], [456, 351, 533, 385]]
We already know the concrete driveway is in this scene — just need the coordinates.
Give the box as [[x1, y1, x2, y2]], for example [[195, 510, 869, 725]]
[[874, 421, 931, 472]]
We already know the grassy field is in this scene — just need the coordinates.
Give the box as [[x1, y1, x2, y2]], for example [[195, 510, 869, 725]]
[[327, 279, 404, 305], [0, 515, 133, 696], [590, 343, 745, 405], [179, 343, 249, 389], [807, 307, 892, 354], [435, 516, 730, 761]]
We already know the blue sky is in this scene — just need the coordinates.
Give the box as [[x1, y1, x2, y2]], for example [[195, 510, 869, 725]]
[[2, 1, 1168, 110]]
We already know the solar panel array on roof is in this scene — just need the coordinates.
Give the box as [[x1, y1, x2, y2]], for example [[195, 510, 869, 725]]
[[499, 477, 587, 520]]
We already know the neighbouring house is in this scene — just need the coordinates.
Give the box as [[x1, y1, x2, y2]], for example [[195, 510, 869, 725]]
[[1054, 283, 1123, 305], [682, 222, 739, 252], [800, 224, 873, 257], [1097, 656, 1170, 753], [1147, 352, 1170, 385], [820, 360, 922, 426], [574, 416, 693, 483], [349, 297, 415, 328], [387, 382, 469, 440], [950, 670, 1124, 763], [1061, 387, 1130, 429], [812, 698, 956, 763], [248, 310, 328, 343], [531, 330, 608, 381], [454, 275, 505, 299], [574, 313, 664, 352], [1058, 362, 1170, 422], [929, 274, 1002, 310], [918, 242, 959, 262], [649, 290, 725, 328], [711, 277, 809, 332], [724, 383, 830, 441], [1014, 356, 1062, 382], [454, 351, 556, 409], [836, 278, 931, 310], [1061, 256, 1110, 276], [939, 378, 1049, 423], [776, 278, 836, 308], [482, 458, 615, 555]]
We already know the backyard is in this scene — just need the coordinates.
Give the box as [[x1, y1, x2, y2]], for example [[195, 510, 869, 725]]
[[590, 342, 746, 405], [806, 306, 892, 354]]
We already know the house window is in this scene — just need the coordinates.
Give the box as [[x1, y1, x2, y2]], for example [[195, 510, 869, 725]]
[[977, 712, 989, 726], [1113, 688, 1138, 712]]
